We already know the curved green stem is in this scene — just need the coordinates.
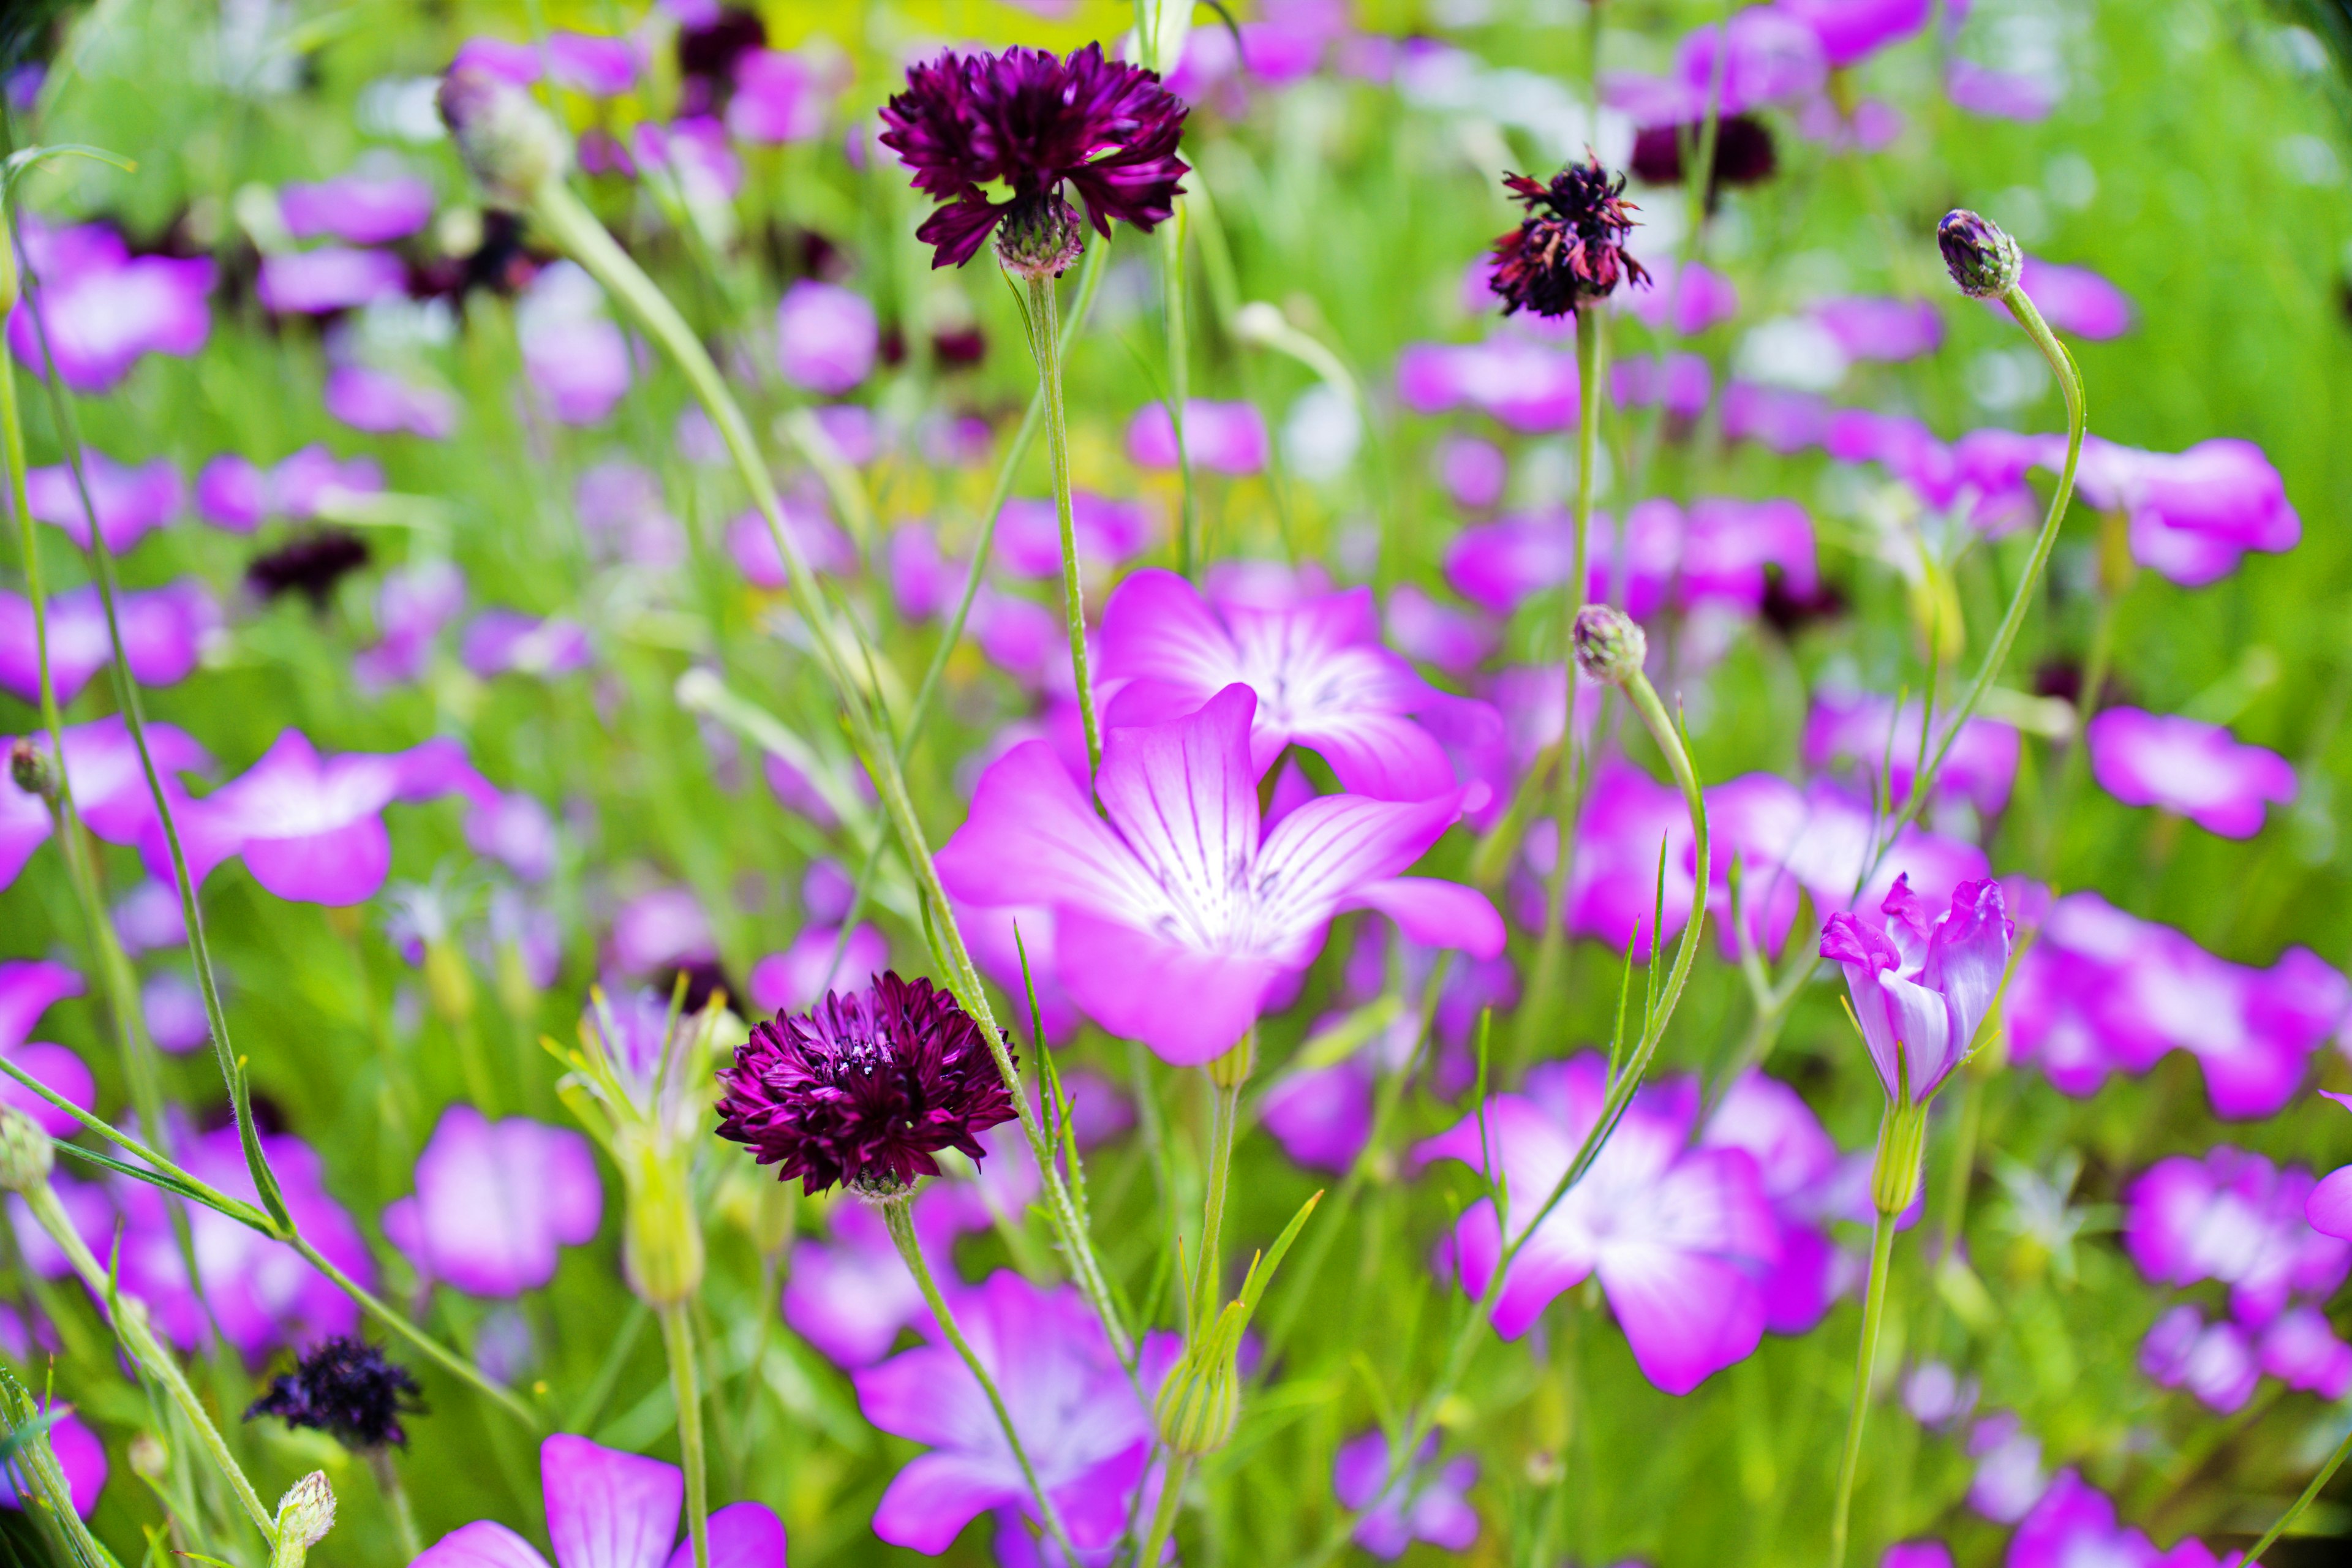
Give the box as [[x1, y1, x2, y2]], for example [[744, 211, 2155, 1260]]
[[2237, 1418, 2352, 1565], [659, 1303, 710, 1568], [1017, 269, 1103, 778], [1828, 1212, 1898, 1568], [293, 1238, 540, 1427]]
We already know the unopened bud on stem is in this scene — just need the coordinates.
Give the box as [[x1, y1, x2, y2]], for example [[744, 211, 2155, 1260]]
[[1571, 604, 1648, 687], [271, 1471, 336, 1568], [437, 66, 570, 207], [1937, 209, 2022, 300], [1870, 1099, 1929, 1216], [9, 738, 56, 804], [0, 1107, 53, 1191]]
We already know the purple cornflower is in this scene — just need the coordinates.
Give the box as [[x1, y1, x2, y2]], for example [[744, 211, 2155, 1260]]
[[382, 1106, 603, 1297], [1331, 1431, 1479, 1558], [412, 1435, 785, 1568], [937, 684, 1502, 1063], [1489, 156, 1649, 318], [878, 43, 1190, 274], [1416, 1054, 1779, 1393], [1098, 568, 1495, 802], [0, 582, 214, 707], [246, 1336, 424, 1449], [2086, 708, 2295, 838], [1820, 876, 2012, 1107], [2125, 1145, 2348, 1327], [853, 1271, 1178, 1554], [715, 971, 1019, 1198]]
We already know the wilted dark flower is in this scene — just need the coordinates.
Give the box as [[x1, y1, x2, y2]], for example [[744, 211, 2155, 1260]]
[[1938, 209, 2022, 298], [878, 43, 1190, 276], [715, 970, 1019, 1198], [246, 529, 371, 607], [1490, 156, 1649, 319], [245, 1338, 424, 1450], [1629, 115, 1778, 200]]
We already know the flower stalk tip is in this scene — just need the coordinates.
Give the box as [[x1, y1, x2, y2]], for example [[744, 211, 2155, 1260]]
[[1937, 209, 2022, 299], [1571, 604, 1648, 687]]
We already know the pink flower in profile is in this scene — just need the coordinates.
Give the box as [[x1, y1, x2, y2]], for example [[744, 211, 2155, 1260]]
[[279, 172, 435, 244], [777, 281, 876, 394], [1416, 1054, 1779, 1393], [938, 685, 1501, 1063], [24, 453, 183, 552], [1098, 568, 1496, 802], [7, 221, 213, 393], [1820, 876, 2012, 1107], [2139, 1304, 2258, 1412], [2086, 708, 2294, 838], [412, 1435, 785, 1568], [1331, 1431, 1479, 1559], [1127, 399, 1267, 475], [383, 1107, 603, 1297], [2309, 1091, 2352, 1242], [0, 581, 214, 705], [1700, 1070, 1855, 1334]]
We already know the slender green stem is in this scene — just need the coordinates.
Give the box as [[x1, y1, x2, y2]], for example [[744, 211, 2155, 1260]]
[[1829, 1212, 1898, 1568], [1139, 1452, 1191, 1568], [659, 1304, 710, 1568], [2237, 1417, 2352, 1564], [1163, 206, 1197, 578], [1017, 268, 1103, 778], [1189, 1055, 1247, 1330], [880, 1196, 1081, 1563], [368, 1450, 424, 1565], [293, 1237, 539, 1425]]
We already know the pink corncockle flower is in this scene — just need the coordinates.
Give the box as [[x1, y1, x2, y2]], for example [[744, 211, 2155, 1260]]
[[0, 718, 213, 883], [1480, 666, 1601, 799], [323, 364, 458, 439], [1803, 690, 2020, 819], [853, 1272, 1177, 1555], [1779, 0, 1932, 67], [1396, 339, 1579, 431], [111, 880, 186, 955], [938, 684, 1502, 1063], [1518, 760, 1696, 959], [952, 901, 1082, 1042], [1813, 296, 1943, 362], [196, 446, 384, 532], [2125, 1145, 2349, 1328], [1127, 399, 1267, 475], [1902, 1362, 1979, 1430], [777, 281, 876, 394], [729, 48, 834, 143], [608, 888, 716, 981], [2086, 708, 2294, 838], [783, 1196, 937, 1368], [1675, 6, 1828, 115], [1384, 584, 1496, 677], [2059, 436, 2298, 588], [575, 461, 687, 568], [142, 731, 491, 907], [1612, 352, 1714, 420], [355, 560, 467, 690], [966, 587, 1063, 690], [2309, 1091, 2352, 1241], [2258, 1304, 2352, 1399], [1723, 379, 1830, 453], [807, 404, 880, 466], [382, 1106, 603, 1297], [1098, 568, 1499, 802], [461, 611, 592, 679], [1966, 1413, 2048, 1523], [725, 497, 856, 589], [2007, 257, 2133, 339], [0, 959, 94, 1136], [995, 492, 1155, 579], [886, 525, 958, 620], [2007, 1469, 2224, 1568], [0, 1403, 105, 1517], [0, 581, 214, 706], [747, 924, 888, 1016], [1626, 258, 1740, 335], [278, 172, 434, 244], [1822, 876, 2011, 1107], [465, 790, 558, 882], [548, 31, 640, 95], [1332, 1431, 1479, 1559], [519, 262, 631, 426], [1944, 59, 2057, 122], [7, 221, 213, 393], [412, 1435, 786, 1568], [113, 1123, 374, 1360], [1700, 1069, 1852, 1333], [1417, 1054, 1779, 1393], [2140, 1304, 2259, 1412], [24, 454, 183, 553], [254, 247, 409, 314], [1434, 434, 1508, 509]]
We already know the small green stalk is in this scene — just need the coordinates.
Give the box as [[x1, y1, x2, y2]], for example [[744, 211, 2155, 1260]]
[[368, 1450, 424, 1564], [659, 1303, 710, 1568], [1828, 1212, 1898, 1568], [1137, 1452, 1190, 1568], [880, 1196, 1080, 1564], [1190, 1037, 1251, 1324], [1017, 268, 1104, 777], [1163, 205, 1198, 578], [2236, 1419, 2352, 1564]]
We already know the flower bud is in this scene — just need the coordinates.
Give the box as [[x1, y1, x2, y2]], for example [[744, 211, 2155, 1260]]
[[1153, 1341, 1240, 1457], [1571, 605, 1647, 687], [9, 738, 55, 804], [437, 66, 570, 207], [993, 192, 1085, 282], [0, 1107, 53, 1192], [1871, 1099, 1929, 1216], [126, 1432, 168, 1481], [1937, 209, 2021, 300], [620, 1142, 706, 1307], [1205, 1033, 1255, 1090], [270, 1471, 336, 1568]]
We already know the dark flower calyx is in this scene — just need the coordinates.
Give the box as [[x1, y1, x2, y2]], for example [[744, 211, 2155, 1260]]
[[245, 1337, 424, 1451], [247, 529, 371, 607], [714, 970, 1020, 1197], [878, 43, 1191, 271], [1489, 155, 1649, 319]]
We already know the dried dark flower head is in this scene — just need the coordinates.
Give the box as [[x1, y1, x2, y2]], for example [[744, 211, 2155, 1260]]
[[1938, 209, 2022, 299], [1629, 115, 1777, 200], [715, 970, 1020, 1198], [245, 1338, 424, 1451], [247, 529, 371, 608], [878, 43, 1191, 275], [1490, 155, 1649, 319]]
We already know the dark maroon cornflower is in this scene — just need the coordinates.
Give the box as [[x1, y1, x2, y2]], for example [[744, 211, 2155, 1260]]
[[246, 529, 371, 607], [677, 4, 766, 110], [878, 43, 1190, 277], [245, 1337, 425, 1450], [715, 970, 1019, 1199], [1629, 115, 1777, 202], [1489, 155, 1649, 320]]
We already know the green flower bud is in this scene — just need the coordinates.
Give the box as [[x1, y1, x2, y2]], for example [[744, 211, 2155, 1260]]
[[1571, 604, 1648, 688], [437, 66, 570, 208], [1871, 1099, 1929, 1216], [0, 1107, 53, 1192], [620, 1140, 706, 1307], [1936, 209, 2022, 300], [271, 1471, 336, 1568], [1153, 1341, 1240, 1457]]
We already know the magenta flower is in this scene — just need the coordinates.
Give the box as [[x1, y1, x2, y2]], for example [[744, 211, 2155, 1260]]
[[412, 1435, 786, 1568], [8, 221, 213, 393], [461, 610, 592, 679], [2007, 1470, 2224, 1568], [1612, 352, 1715, 419], [279, 172, 434, 244], [1433, 434, 1508, 508], [576, 461, 687, 568], [197, 446, 384, 532], [355, 560, 467, 690], [2258, 1304, 2352, 1399], [782, 1197, 940, 1369], [1396, 339, 1580, 432], [1417, 1054, 1777, 1392], [879, 43, 1190, 272], [1814, 296, 1943, 362], [0, 580, 213, 706], [1624, 257, 1740, 334], [777, 281, 876, 394], [996, 492, 1154, 579], [853, 1271, 1177, 1553], [1803, 690, 2019, 819], [1331, 1431, 1479, 1559], [747, 924, 889, 1017], [938, 684, 1501, 1063], [2309, 1091, 2352, 1241], [2139, 1304, 2258, 1413], [1127, 399, 1268, 475], [1519, 760, 1697, 959], [1673, 6, 1828, 115], [2125, 1145, 2348, 1327], [1384, 584, 1496, 677], [725, 496, 854, 589], [1723, 379, 1830, 453], [1443, 497, 1814, 620], [25, 453, 183, 553], [2086, 707, 2294, 837], [728, 48, 834, 143], [1820, 876, 2011, 1107], [1779, 0, 1932, 67], [2065, 436, 2299, 587], [0, 958, 94, 1136], [255, 247, 410, 314], [323, 364, 458, 439], [519, 262, 632, 425], [1700, 1070, 1855, 1334], [2008, 256, 2133, 339], [451, 33, 641, 97], [382, 1106, 603, 1298], [0, 718, 213, 895], [1098, 568, 1493, 802]]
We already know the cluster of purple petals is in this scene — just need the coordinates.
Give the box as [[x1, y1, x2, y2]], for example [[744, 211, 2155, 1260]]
[[24, 451, 185, 553], [1166, 0, 1352, 107], [1444, 495, 1816, 620], [196, 447, 385, 532], [1804, 689, 2019, 818], [0, 581, 216, 708], [2006, 1469, 2231, 1568], [2127, 1144, 2350, 1329], [7, 217, 213, 393], [2086, 708, 2295, 837], [1332, 1430, 1479, 1558], [2005, 889, 2346, 1118], [383, 1106, 603, 1297]]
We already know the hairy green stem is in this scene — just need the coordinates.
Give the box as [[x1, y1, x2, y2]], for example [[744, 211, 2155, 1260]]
[[1017, 269, 1103, 777], [659, 1303, 710, 1568], [1828, 1212, 1898, 1568]]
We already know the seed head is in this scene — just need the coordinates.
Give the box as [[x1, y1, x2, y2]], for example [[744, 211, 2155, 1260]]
[[1572, 605, 1649, 687], [1937, 209, 2022, 299]]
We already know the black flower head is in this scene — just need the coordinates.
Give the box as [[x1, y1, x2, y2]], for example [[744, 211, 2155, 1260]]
[[878, 43, 1191, 277], [1489, 155, 1649, 319], [244, 1338, 424, 1450], [246, 529, 370, 608], [1629, 115, 1777, 203], [714, 970, 1019, 1199]]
